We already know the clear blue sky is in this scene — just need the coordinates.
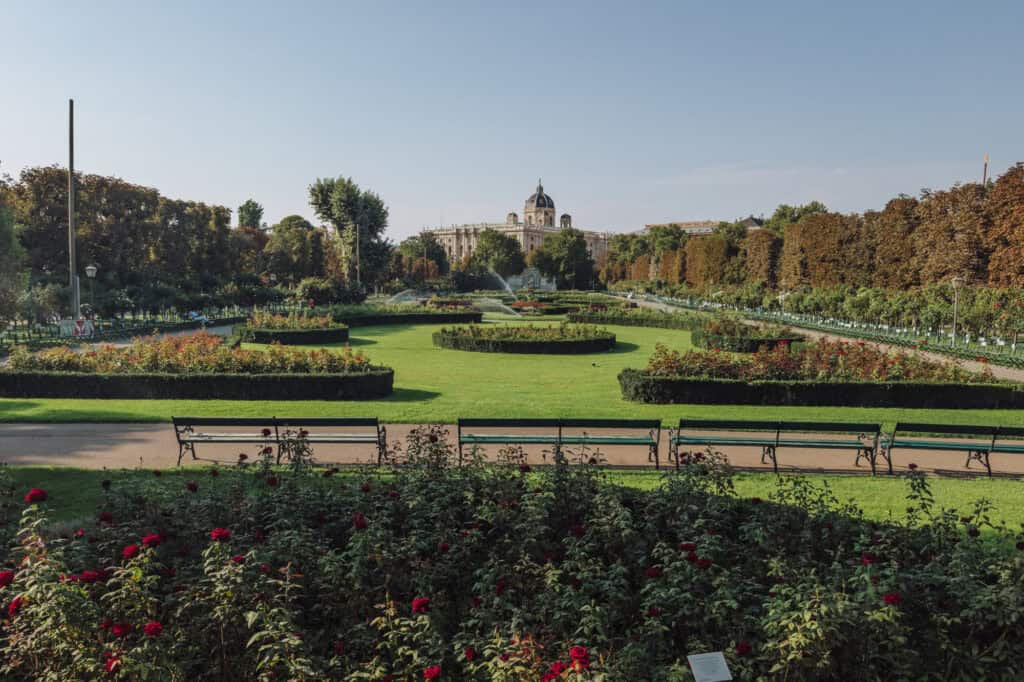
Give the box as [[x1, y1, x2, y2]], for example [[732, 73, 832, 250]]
[[3, 1, 1022, 239]]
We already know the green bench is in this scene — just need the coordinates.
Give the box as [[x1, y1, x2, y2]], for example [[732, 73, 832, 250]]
[[670, 419, 883, 474], [884, 423, 1024, 476], [172, 416, 386, 466], [457, 418, 662, 468]]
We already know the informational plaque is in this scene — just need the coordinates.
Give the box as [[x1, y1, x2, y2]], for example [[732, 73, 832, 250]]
[[687, 652, 733, 682]]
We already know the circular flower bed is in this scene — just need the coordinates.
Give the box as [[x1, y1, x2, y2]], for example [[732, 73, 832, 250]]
[[432, 324, 616, 354], [510, 301, 572, 315], [240, 313, 349, 345], [691, 316, 803, 352]]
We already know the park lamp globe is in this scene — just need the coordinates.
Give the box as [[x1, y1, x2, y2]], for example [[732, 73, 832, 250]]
[[85, 264, 98, 279]]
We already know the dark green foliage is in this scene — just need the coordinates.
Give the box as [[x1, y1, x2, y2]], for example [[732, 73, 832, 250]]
[[239, 326, 349, 345]]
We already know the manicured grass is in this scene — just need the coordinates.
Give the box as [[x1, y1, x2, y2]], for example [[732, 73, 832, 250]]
[[9, 466, 1024, 533], [1, 317, 1023, 428]]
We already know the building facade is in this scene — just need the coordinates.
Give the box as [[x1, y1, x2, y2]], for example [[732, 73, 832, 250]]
[[430, 181, 609, 264]]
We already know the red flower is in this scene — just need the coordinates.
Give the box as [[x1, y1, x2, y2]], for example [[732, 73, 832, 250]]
[[696, 557, 713, 570], [104, 654, 121, 673], [99, 619, 113, 630], [261, 428, 272, 437], [464, 646, 477, 661], [266, 475, 279, 487], [238, 453, 248, 461], [908, 463, 918, 470], [361, 482, 372, 493], [735, 640, 752, 656], [99, 511, 114, 525], [646, 606, 662, 617], [471, 596, 482, 608], [645, 566, 662, 579], [438, 542, 450, 554], [570, 523, 586, 537], [388, 489, 400, 498], [353, 512, 368, 530], [423, 665, 441, 680], [679, 542, 697, 552], [142, 533, 162, 548], [495, 579, 506, 596], [143, 621, 163, 637], [6, 595, 23, 617], [569, 646, 589, 661], [860, 552, 877, 566], [260, 563, 272, 574], [123, 544, 140, 560], [24, 488, 47, 504], [412, 596, 431, 614], [210, 527, 231, 542], [231, 555, 246, 564], [0, 570, 13, 588], [333, 641, 346, 656], [111, 622, 132, 637], [80, 570, 102, 583], [74, 529, 85, 538], [186, 481, 198, 493], [261, 446, 274, 456], [883, 592, 901, 606]]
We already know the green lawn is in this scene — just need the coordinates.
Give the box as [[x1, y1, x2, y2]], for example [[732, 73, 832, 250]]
[[1, 317, 1023, 428], [9, 466, 1023, 534]]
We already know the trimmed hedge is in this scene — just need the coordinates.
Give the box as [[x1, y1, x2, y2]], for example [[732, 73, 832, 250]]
[[513, 305, 573, 315], [238, 325, 349, 345], [433, 330, 616, 354], [617, 369, 1024, 408], [334, 311, 483, 327], [0, 369, 394, 400], [691, 329, 804, 352], [567, 311, 704, 330]]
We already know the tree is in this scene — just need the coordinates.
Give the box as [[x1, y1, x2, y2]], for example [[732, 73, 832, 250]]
[[264, 215, 324, 285], [528, 228, 595, 289], [984, 163, 1024, 287], [308, 176, 389, 285], [763, 201, 828, 235], [0, 195, 25, 325], [237, 199, 264, 229], [398, 232, 449, 276], [472, 228, 526, 277]]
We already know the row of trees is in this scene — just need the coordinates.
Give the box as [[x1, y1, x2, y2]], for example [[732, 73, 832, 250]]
[[603, 164, 1024, 292]]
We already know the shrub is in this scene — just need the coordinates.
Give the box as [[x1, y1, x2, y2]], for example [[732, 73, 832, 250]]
[[568, 308, 706, 330], [691, 316, 803, 352], [294, 278, 366, 306], [433, 324, 616, 354], [2, 434, 1023, 680], [247, 312, 336, 331], [326, 305, 483, 327], [240, 313, 349, 345]]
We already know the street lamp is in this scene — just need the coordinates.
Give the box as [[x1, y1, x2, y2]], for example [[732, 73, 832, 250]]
[[85, 264, 98, 317], [951, 276, 964, 347]]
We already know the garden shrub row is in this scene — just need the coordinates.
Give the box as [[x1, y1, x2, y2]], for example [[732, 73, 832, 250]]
[[237, 326, 349, 345], [567, 309, 705, 330], [690, 329, 804, 352], [0, 369, 394, 400], [617, 369, 1024, 408], [432, 325, 616, 354], [327, 305, 482, 327]]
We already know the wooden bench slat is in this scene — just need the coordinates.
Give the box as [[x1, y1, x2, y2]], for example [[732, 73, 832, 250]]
[[894, 422, 997, 436]]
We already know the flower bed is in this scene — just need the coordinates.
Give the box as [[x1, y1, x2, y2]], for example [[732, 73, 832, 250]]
[[0, 333, 393, 400], [432, 324, 616, 354], [327, 304, 482, 327], [2, 430, 1022, 680], [690, 317, 803, 352], [619, 340, 1018, 407], [239, 312, 349, 344], [510, 301, 572, 315], [567, 308, 706, 330]]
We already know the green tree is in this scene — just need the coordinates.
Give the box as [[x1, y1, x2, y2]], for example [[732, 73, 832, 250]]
[[308, 176, 389, 286], [472, 228, 525, 277], [0, 196, 26, 325], [237, 199, 264, 228], [763, 201, 828, 235], [398, 231, 449, 275], [529, 228, 595, 289], [264, 215, 324, 285]]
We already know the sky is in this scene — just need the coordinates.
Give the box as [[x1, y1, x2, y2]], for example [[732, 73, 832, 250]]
[[2, 1, 1023, 240]]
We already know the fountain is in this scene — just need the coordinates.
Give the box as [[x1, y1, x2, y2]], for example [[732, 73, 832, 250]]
[[488, 270, 518, 301], [385, 289, 421, 305]]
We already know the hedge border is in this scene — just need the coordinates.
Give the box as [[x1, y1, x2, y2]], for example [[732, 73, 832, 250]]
[[567, 311, 703, 331], [617, 369, 1024, 408], [334, 311, 483, 327], [0, 369, 394, 401], [433, 329, 616, 354], [691, 329, 804, 353], [239, 325, 350, 345]]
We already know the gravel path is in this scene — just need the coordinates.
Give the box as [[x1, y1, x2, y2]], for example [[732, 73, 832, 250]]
[[634, 299, 1024, 382]]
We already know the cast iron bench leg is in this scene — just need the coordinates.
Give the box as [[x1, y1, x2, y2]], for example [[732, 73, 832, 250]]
[[177, 441, 196, 467], [762, 445, 778, 474]]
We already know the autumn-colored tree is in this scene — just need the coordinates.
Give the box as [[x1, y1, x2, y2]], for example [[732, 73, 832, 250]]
[[799, 212, 872, 288], [740, 230, 780, 287], [912, 183, 988, 285], [684, 235, 730, 288], [864, 196, 920, 289], [984, 163, 1024, 287]]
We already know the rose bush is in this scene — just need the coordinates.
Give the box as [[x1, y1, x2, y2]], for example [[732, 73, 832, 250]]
[[1, 430, 1022, 680], [247, 312, 337, 331]]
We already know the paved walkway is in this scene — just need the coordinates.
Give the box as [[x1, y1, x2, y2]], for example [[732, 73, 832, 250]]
[[0, 423, 1019, 477], [634, 299, 1024, 382]]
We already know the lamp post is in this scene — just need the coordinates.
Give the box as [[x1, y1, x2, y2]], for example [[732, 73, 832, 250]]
[[85, 264, 98, 316], [951, 276, 964, 347]]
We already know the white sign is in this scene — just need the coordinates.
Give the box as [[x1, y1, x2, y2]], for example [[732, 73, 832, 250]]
[[687, 652, 732, 682]]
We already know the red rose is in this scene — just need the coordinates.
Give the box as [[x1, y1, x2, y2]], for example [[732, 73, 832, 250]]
[[697, 557, 713, 570], [261, 446, 274, 456], [74, 529, 85, 538], [104, 654, 121, 673], [80, 570, 101, 583], [471, 596, 482, 608], [261, 428, 272, 437], [423, 665, 441, 680], [860, 552, 877, 566], [438, 542, 450, 554], [210, 527, 231, 542], [464, 646, 477, 661], [388, 489, 399, 499], [123, 544, 140, 560], [266, 475, 279, 487], [412, 596, 431, 614], [646, 606, 662, 617], [353, 512, 368, 530], [361, 482, 372, 493], [735, 640, 752, 656], [142, 533, 162, 548], [549, 661, 569, 674], [24, 488, 47, 504], [679, 542, 697, 552], [260, 563, 272, 574], [186, 481, 198, 493], [6, 595, 21, 617], [143, 621, 162, 638], [99, 511, 114, 525], [99, 619, 113, 630], [495, 579, 506, 596], [883, 592, 901, 606], [0, 570, 13, 588], [645, 566, 662, 579], [569, 646, 588, 661], [111, 622, 132, 637]]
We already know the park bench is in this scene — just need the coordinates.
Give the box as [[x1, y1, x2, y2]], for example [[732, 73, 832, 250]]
[[669, 419, 883, 474], [172, 416, 386, 466], [883, 423, 1024, 477], [457, 418, 662, 468]]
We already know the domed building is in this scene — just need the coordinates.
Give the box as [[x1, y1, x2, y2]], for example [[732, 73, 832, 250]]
[[431, 180, 609, 265]]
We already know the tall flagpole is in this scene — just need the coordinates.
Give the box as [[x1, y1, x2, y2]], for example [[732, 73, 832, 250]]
[[68, 99, 80, 319]]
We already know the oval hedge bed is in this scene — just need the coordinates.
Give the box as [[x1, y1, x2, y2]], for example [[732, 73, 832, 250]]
[[617, 369, 1024, 408], [0, 369, 394, 400], [432, 325, 616, 354], [567, 309, 705, 330], [239, 325, 349, 345], [331, 308, 483, 327], [691, 317, 803, 352]]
